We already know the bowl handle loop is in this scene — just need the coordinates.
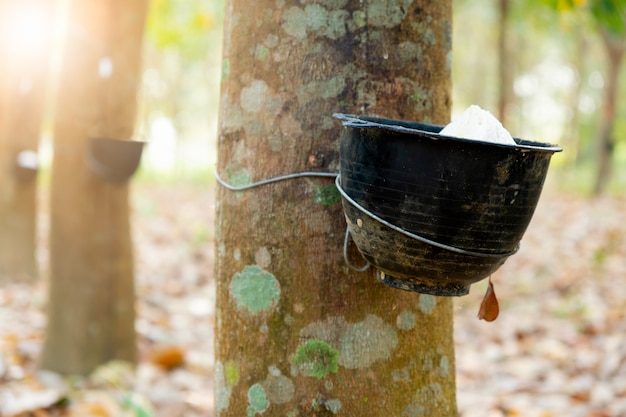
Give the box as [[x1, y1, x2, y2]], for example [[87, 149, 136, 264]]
[[343, 227, 371, 272]]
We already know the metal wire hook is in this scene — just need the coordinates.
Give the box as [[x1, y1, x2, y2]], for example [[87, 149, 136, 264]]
[[343, 226, 371, 272], [214, 168, 338, 191]]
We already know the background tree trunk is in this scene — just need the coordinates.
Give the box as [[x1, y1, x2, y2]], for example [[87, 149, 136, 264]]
[[40, 0, 148, 375], [0, 0, 54, 280], [593, 30, 625, 195], [497, 0, 511, 124], [215, 1, 455, 416]]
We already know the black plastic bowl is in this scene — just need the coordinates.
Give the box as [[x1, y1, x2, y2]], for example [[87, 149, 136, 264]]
[[335, 113, 561, 296], [86, 138, 145, 183]]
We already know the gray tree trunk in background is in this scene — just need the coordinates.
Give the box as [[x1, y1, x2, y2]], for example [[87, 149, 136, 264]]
[[215, 1, 456, 415], [40, 0, 148, 375], [0, 0, 54, 280], [593, 30, 624, 195]]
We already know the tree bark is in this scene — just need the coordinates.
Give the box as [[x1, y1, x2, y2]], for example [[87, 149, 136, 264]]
[[0, 0, 54, 280], [40, 0, 147, 375], [215, 1, 455, 416], [593, 30, 625, 195]]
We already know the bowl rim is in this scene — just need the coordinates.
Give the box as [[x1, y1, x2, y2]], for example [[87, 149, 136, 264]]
[[333, 113, 563, 154]]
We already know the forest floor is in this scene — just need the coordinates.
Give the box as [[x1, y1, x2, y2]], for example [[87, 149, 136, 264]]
[[1, 181, 625, 417]]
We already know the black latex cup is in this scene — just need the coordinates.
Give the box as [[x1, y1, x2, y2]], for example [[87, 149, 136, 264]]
[[86, 138, 145, 183], [335, 113, 561, 296]]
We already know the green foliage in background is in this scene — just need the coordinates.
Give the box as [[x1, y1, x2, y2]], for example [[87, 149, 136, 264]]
[[139, 0, 224, 180], [537, 0, 625, 36], [589, 0, 626, 36], [145, 0, 223, 59]]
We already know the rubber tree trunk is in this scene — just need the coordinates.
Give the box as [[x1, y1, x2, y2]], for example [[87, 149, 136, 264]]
[[40, 0, 147, 375], [215, 1, 455, 416], [0, 0, 54, 280], [593, 30, 625, 195]]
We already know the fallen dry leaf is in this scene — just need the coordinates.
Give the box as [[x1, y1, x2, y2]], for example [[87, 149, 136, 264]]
[[148, 345, 186, 370]]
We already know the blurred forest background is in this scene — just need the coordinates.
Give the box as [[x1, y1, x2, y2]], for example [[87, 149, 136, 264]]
[[6, 0, 622, 190], [0, 0, 625, 416], [27, 0, 626, 192]]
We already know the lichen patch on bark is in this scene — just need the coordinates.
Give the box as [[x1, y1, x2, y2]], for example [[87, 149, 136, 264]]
[[247, 383, 269, 416], [396, 309, 416, 330], [240, 80, 270, 113], [262, 367, 295, 404], [215, 362, 232, 412], [230, 265, 281, 315], [418, 294, 436, 314], [293, 339, 340, 379], [300, 314, 399, 369]]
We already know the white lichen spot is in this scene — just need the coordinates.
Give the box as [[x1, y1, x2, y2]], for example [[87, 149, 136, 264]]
[[305, 4, 328, 33], [396, 310, 416, 331], [233, 248, 241, 261], [214, 362, 232, 411], [366, 0, 414, 28], [300, 315, 399, 369], [222, 98, 244, 129], [265, 33, 279, 48], [404, 384, 444, 415], [417, 383, 444, 409], [325, 399, 342, 414], [297, 76, 346, 106], [439, 355, 450, 377], [322, 0, 348, 9], [262, 370, 295, 405], [392, 366, 411, 382], [255, 247, 272, 269], [326, 10, 349, 39], [398, 41, 422, 63], [240, 80, 269, 113], [281, 4, 348, 40], [403, 402, 426, 416], [404, 383, 451, 416], [418, 294, 436, 315], [282, 6, 308, 39], [269, 365, 281, 377]]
